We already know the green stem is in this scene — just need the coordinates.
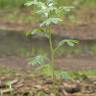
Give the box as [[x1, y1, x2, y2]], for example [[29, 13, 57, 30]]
[[48, 26, 58, 94], [48, 26, 56, 80]]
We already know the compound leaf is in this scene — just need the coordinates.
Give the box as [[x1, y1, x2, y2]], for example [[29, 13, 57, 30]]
[[28, 54, 47, 65], [40, 17, 62, 26], [58, 39, 79, 47]]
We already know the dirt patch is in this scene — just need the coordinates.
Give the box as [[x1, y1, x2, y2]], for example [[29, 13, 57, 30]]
[[0, 75, 96, 96], [0, 55, 96, 71], [56, 55, 96, 71]]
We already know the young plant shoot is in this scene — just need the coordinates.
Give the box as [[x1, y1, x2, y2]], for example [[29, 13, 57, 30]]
[[25, 0, 80, 79]]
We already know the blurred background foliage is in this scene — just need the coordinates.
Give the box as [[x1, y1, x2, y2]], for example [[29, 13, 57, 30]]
[[0, 0, 96, 9]]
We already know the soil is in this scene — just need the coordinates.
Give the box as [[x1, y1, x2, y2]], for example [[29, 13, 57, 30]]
[[0, 55, 96, 71], [0, 75, 96, 96]]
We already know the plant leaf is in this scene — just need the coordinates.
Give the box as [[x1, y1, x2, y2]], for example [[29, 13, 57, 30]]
[[25, 0, 46, 8], [31, 28, 45, 35], [40, 64, 53, 77], [56, 71, 71, 80], [28, 54, 47, 65], [25, 28, 44, 37], [72, 72, 88, 80], [58, 39, 79, 48], [26, 28, 49, 38], [36, 91, 46, 96], [40, 17, 62, 26], [37, 6, 57, 17]]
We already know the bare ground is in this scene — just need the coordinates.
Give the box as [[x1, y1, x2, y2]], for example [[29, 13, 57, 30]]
[[0, 55, 96, 71]]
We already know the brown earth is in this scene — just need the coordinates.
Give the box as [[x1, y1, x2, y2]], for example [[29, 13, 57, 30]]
[[0, 55, 96, 71], [0, 75, 96, 96]]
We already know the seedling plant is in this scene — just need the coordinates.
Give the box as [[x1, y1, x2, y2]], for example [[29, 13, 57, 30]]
[[25, 0, 81, 81]]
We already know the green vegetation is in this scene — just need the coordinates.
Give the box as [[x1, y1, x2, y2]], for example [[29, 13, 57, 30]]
[[0, 0, 27, 9], [25, 0, 79, 84], [0, 65, 95, 79], [84, 0, 96, 6], [0, 0, 96, 9], [0, 65, 17, 76], [80, 70, 96, 77], [0, 0, 96, 24]]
